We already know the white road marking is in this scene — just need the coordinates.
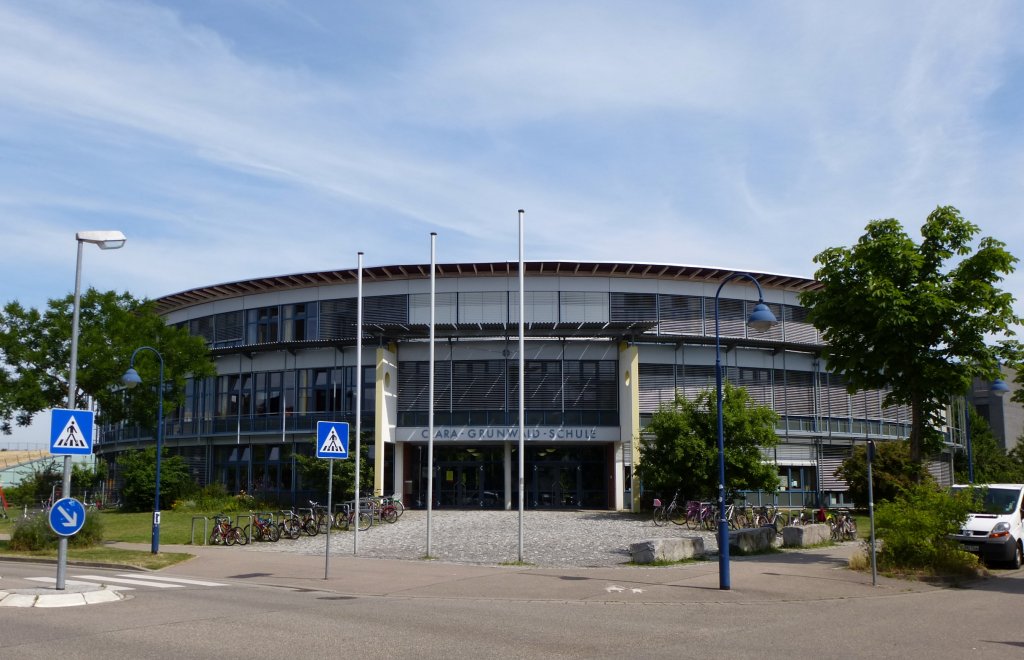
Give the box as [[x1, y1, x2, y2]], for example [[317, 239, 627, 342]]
[[25, 577, 135, 591], [116, 574, 227, 587], [73, 575, 184, 588]]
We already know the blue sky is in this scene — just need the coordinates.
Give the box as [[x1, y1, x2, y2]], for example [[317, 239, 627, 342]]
[[2, 1, 1024, 446]]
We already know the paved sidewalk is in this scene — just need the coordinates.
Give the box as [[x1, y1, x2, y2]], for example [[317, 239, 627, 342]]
[[0, 510, 951, 608]]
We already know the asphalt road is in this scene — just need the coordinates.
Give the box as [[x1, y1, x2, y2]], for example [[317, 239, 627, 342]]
[[3, 546, 1024, 659]]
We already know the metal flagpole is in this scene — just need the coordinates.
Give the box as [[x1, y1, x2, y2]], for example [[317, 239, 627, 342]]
[[517, 210, 525, 562], [355, 251, 363, 555], [427, 233, 436, 557]]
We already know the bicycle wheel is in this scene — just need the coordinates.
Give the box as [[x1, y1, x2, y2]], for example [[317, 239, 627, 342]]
[[243, 524, 255, 542], [703, 513, 717, 531], [382, 506, 399, 524], [733, 512, 749, 529], [232, 526, 248, 545], [209, 528, 224, 545], [334, 511, 350, 530], [357, 511, 372, 531], [392, 499, 405, 518], [267, 523, 280, 542], [685, 509, 698, 530], [283, 519, 301, 539], [652, 507, 666, 526], [303, 518, 319, 536], [669, 505, 687, 526], [317, 514, 330, 535]]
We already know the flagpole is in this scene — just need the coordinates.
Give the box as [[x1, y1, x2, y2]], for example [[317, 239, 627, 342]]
[[427, 232, 436, 557], [517, 209, 525, 562], [354, 251, 363, 555]]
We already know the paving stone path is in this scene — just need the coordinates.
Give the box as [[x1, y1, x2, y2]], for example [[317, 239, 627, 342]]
[[247, 509, 720, 567]]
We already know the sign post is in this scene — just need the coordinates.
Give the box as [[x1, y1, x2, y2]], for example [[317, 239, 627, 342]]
[[316, 421, 349, 578], [50, 408, 94, 589]]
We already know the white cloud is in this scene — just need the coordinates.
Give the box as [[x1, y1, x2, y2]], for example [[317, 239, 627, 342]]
[[0, 0, 1019, 329]]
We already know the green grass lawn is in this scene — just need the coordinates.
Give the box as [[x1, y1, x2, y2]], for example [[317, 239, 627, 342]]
[[0, 509, 245, 570]]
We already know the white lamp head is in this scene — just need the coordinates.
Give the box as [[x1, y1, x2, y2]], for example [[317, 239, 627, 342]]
[[77, 230, 127, 250]]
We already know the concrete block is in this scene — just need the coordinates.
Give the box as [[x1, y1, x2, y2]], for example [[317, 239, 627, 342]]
[[728, 526, 777, 554], [782, 523, 831, 548], [629, 537, 705, 563]]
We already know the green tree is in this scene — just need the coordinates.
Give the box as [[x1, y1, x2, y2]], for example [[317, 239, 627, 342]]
[[116, 447, 196, 512], [0, 288, 216, 434], [635, 382, 780, 501], [800, 206, 1020, 464], [836, 440, 932, 505], [3, 458, 62, 507], [954, 411, 1024, 484], [295, 438, 374, 502]]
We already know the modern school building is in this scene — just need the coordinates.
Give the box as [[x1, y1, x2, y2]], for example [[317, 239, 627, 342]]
[[96, 259, 976, 510]]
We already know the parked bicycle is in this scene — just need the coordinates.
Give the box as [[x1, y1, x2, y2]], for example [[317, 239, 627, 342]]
[[381, 494, 405, 519], [277, 509, 302, 540], [245, 511, 280, 542], [333, 502, 372, 531], [686, 501, 716, 531], [828, 509, 858, 541], [652, 491, 682, 526], [209, 515, 246, 546]]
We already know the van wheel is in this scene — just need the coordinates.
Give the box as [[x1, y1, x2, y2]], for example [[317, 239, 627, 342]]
[[1011, 542, 1023, 570]]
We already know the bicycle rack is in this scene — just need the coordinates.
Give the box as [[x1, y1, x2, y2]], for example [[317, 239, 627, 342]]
[[190, 516, 209, 545], [236, 514, 253, 543]]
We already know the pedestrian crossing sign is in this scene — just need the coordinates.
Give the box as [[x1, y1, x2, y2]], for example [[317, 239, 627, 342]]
[[50, 408, 95, 456], [316, 421, 349, 459]]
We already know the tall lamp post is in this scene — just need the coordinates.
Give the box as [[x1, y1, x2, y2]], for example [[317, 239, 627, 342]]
[[121, 346, 164, 554], [56, 230, 126, 591], [714, 272, 778, 591]]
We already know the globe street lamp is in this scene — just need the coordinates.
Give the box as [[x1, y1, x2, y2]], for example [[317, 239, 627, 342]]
[[714, 272, 778, 591], [56, 230, 126, 591], [122, 346, 164, 554]]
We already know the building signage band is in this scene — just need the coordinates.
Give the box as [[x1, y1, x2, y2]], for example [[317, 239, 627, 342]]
[[397, 426, 620, 443]]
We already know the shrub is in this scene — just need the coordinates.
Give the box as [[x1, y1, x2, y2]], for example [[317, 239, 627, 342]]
[[171, 483, 256, 512], [874, 483, 979, 575], [9, 512, 104, 551]]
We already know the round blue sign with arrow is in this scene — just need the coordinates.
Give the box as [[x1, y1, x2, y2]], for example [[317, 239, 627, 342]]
[[48, 497, 87, 537]]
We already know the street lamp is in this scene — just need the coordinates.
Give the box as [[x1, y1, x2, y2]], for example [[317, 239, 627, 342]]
[[714, 272, 778, 591], [56, 230, 126, 591], [122, 346, 164, 554]]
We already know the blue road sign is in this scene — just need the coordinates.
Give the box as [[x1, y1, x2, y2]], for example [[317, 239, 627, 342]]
[[49, 497, 87, 537], [50, 408, 94, 456], [316, 421, 350, 459]]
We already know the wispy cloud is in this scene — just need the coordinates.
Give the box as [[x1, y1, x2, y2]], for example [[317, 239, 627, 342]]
[[0, 0, 1020, 314]]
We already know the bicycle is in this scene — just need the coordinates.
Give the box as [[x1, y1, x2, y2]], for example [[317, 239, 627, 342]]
[[209, 515, 246, 546], [686, 501, 716, 531], [245, 511, 280, 542], [828, 509, 858, 541], [652, 491, 681, 526], [382, 494, 405, 519], [297, 506, 319, 536], [759, 504, 787, 533], [333, 503, 372, 531], [277, 510, 302, 540]]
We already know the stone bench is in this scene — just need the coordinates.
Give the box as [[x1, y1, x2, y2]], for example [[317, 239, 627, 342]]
[[728, 526, 778, 554], [629, 537, 705, 564], [781, 523, 831, 548]]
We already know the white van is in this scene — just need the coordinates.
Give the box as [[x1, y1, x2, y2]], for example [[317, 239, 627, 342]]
[[950, 484, 1024, 569]]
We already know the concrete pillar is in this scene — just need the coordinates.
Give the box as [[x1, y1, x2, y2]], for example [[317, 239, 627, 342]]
[[618, 341, 640, 511], [374, 344, 398, 496]]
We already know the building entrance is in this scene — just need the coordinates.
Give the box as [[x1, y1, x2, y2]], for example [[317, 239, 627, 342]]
[[405, 443, 611, 509]]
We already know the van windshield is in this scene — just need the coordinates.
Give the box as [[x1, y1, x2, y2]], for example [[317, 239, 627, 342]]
[[952, 486, 1022, 515]]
